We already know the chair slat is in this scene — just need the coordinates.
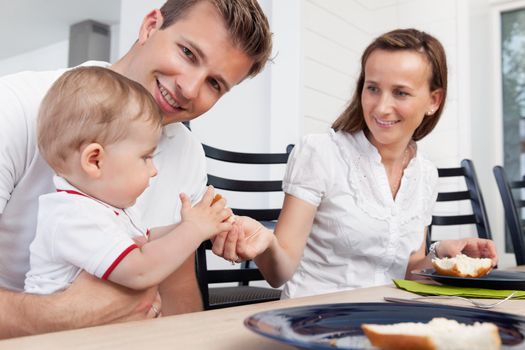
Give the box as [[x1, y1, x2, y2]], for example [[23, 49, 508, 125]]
[[437, 167, 465, 177], [428, 159, 492, 254], [431, 214, 477, 226], [511, 180, 525, 189], [436, 190, 471, 202], [202, 144, 290, 164], [196, 143, 292, 310], [231, 208, 280, 221], [207, 174, 283, 192], [207, 269, 263, 284]]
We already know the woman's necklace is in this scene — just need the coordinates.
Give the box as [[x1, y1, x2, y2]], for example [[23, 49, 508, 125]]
[[389, 143, 413, 197]]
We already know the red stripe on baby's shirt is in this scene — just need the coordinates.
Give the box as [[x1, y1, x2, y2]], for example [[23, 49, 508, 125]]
[[102, 244, 138, 280], [56, 189, 120, 216]]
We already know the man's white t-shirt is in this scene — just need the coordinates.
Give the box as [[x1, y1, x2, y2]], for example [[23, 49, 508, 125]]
[[0, 63, 207, 291]]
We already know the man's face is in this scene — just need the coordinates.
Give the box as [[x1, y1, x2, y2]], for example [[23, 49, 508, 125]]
[[119, 2, 254, 125]]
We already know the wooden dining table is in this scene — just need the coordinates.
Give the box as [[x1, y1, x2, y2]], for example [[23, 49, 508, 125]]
[[2, 270, 525, 350]]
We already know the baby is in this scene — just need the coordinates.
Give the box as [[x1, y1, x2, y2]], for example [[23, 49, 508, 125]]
[[25, 66, 232, 295]]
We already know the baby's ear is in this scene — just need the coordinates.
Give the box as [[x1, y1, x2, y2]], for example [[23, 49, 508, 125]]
[[80, 143, 104, 178]]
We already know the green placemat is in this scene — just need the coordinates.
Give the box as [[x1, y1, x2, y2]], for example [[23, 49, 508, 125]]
[[393, 279, 525, 299]]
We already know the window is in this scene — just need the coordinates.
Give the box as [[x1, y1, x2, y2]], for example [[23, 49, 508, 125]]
[[501, 6, 525, 252]]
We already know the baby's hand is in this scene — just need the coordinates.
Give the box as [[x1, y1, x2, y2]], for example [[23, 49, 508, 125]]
[[179, 186, 233, 240]]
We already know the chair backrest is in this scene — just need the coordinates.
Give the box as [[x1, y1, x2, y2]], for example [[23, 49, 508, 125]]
[[427, 159, 492, 250], [493, 166, 525, 265], [196, 143, 293, 309]]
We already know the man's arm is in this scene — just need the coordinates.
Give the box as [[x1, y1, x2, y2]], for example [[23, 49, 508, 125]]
[[108, 190, 232, 290], [153, 126, 207, 314], [0, 272, 159, 339], [143, 228, 203, 314], [159, 252, 203, 314], [147, 228, 203, 314]]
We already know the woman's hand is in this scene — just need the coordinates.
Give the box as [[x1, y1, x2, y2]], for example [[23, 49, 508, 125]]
[[437, 238, 498, 267], [212, 216, 274, 262]]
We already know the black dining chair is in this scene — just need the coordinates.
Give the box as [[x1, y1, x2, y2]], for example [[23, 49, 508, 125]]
[[426, 159, 492, 251], [196, 143, 294, 310], [493, 166, 525, 265]]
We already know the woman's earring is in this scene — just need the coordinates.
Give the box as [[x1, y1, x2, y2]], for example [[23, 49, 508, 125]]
[[426, 109, 434, 116]]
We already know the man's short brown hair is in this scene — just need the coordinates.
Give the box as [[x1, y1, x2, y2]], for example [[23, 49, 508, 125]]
[[159, 0, 272, 78], [38, 66, 163, 173]]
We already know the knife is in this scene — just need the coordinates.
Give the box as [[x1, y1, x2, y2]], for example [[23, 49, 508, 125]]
[[383, 297, 444, 306]]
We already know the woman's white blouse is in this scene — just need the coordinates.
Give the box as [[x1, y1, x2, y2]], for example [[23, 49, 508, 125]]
[[281, 130, 438, 299]]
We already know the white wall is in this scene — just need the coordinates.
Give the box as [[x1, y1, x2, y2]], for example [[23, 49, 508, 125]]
[[302, 0, 397, 134], [117, 0, 164, 56], [0, 21, 121, 77], [0, 41, 68, 77]]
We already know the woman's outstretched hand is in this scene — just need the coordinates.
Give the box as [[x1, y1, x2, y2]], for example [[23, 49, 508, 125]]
[[211, 216, 274, 263]]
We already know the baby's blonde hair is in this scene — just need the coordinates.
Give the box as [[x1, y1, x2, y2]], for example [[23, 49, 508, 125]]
[[38, 66, 163, 173]]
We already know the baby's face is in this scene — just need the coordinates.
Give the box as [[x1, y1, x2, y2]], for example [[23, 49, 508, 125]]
[[96, 118, 162, 209]]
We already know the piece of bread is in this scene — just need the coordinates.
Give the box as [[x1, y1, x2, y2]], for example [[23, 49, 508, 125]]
[[211, 194, 223, 205], [362, 317, 501, 350], [431, 254, 492, 278], [211, 194, 235, 223]]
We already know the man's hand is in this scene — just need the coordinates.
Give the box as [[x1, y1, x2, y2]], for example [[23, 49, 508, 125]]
[[58, 272, 161, 325], [0, 272, 160, 339]]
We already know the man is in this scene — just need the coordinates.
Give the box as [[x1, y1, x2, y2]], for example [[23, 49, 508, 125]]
[[0, 0, 272, 338]]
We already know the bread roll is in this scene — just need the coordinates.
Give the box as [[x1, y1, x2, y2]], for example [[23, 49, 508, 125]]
[[211, 194, 223, 205], [362, 317, 501, 350], [432, 254, 492, 278], [211, 194, 236, 223]]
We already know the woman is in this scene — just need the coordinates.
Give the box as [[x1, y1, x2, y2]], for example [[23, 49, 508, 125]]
[[213, 28, 497, 299]]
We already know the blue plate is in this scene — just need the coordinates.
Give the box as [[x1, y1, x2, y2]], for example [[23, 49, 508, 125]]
[[244, 302, 525, 349], [412, 269, 525, 290]]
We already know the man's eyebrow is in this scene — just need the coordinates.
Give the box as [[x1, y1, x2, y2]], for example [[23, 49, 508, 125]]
[[184, 37, 232, 92]]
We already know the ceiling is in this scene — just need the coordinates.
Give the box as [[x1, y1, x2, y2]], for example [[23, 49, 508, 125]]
[[0, 0, 121, 60]]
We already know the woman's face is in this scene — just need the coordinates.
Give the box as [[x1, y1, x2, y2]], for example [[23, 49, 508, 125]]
[[361, 49, 442, 150]]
